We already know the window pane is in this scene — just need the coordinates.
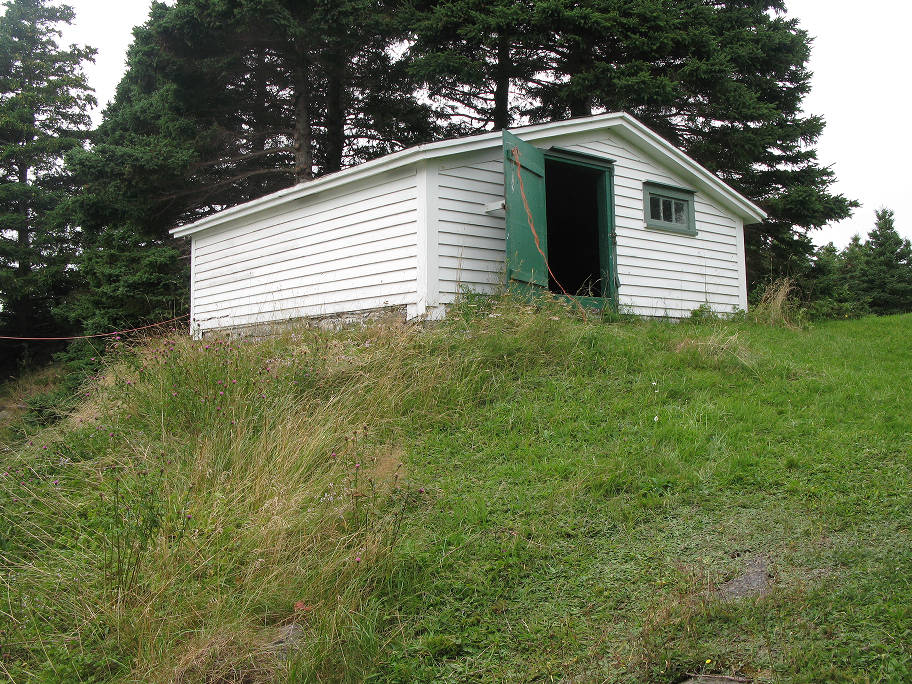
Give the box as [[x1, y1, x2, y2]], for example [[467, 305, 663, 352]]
[[674, 200, 686, 224], [662, 199, 673, 223], [650, 195, 662, 221]]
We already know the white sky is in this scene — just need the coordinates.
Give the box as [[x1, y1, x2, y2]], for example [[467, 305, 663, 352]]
[[53, 0, 911, 248]]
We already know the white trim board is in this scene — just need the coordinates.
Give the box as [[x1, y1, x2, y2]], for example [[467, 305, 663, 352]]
[[171, 112, 767, 239]]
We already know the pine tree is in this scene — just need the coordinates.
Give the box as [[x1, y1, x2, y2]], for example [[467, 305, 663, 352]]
[[518, 0, 856, 288], [0, 0, 95, 368], [855, 208, 912, 315], [69, 0, 437, 238], [64, 0, 438, 333], [406, 0, 540, 131]]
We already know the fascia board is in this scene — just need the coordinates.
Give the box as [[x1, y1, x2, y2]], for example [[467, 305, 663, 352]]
[[171, 111, 765, 238]]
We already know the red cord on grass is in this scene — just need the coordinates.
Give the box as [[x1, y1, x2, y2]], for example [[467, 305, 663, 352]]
[[0, 314, 190, 341]]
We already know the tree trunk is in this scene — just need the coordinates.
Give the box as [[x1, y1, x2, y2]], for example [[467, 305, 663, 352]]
[[324, 50, 345, 174], [17, 164, 30, 277], [251, 48, 271, 194], [14, 163, 33, 333], [293, 44, 314, 183], [493, 34, 510, 131], [566, 47, 593, 118]]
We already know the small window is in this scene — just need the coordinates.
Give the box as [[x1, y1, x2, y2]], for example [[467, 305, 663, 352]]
[[643, 182, 696, 235]]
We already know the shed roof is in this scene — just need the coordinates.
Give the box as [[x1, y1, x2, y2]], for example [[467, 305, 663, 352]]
[[171, 112, 767, 238]]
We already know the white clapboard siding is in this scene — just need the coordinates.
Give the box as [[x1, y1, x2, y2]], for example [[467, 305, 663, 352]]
[[191, 169, 420, 332], [428, 130, 746, 317], [435, 158, 507, 298], [178, 113, 759, 333]]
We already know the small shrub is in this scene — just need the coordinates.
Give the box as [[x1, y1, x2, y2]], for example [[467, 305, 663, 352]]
[[688, 303, 719, 323]]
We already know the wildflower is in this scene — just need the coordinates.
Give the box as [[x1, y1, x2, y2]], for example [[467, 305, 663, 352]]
[[355, 556, 361, 562], [654, 415, 659, 422], [705, 659, 712, 664]]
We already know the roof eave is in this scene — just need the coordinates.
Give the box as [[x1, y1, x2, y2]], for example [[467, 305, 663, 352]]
[[170, 111, 766, 238]]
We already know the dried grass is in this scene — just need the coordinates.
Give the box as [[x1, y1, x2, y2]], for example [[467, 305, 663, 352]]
[[750, 277, 802, 328]]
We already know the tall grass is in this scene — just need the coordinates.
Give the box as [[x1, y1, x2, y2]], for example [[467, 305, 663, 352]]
[[0, 295, 585, 682], [5, 297, 909, 682], [749, 277, 802, 328], [1, 321, 418, 681]]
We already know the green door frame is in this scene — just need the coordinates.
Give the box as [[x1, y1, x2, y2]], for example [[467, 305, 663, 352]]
[[542, 148, 619, 310]]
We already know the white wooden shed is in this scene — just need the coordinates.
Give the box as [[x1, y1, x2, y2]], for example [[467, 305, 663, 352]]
[[171, 112, 766, 335]]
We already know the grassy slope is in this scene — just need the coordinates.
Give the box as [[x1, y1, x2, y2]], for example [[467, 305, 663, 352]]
[[2, 302, 910, 682]]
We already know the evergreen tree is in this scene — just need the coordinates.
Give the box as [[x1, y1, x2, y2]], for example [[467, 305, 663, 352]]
[[855, 208, 912, 315], [65, 0, 437, 332], [515, 0, 857, 287], [406, 0, 539, 131], [801, 241, 866, 319], [0, 0, 95, 367]]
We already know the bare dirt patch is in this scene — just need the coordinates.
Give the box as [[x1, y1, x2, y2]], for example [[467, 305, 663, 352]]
[[715, 554, 771, 601]]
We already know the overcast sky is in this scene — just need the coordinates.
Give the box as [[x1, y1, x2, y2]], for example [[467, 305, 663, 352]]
[[54, 0, 911, 248]]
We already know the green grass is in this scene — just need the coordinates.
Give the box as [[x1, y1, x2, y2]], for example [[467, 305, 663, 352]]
[[2, 299, 910, 682]]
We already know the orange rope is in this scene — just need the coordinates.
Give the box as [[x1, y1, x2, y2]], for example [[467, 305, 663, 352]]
[[0, 314, 190, 341], [511, 146, 587, 317]]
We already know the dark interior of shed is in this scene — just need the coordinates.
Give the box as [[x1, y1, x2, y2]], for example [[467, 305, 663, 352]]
[[544, 159, 603, 296]]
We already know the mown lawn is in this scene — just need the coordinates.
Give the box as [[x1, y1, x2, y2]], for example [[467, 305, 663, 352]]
[[1, 304, 910, 682], [373, 310, 912, 682]]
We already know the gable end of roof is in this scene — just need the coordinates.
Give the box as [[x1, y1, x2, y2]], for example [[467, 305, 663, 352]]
[[171, 112, 766, 238]]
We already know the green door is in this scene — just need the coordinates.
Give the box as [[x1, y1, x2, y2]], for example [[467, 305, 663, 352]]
[[503, 130, 548, 288]]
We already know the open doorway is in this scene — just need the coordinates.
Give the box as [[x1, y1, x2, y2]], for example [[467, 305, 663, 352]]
[[544, 159, 604, 296], [503, 130, 617, 306]]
